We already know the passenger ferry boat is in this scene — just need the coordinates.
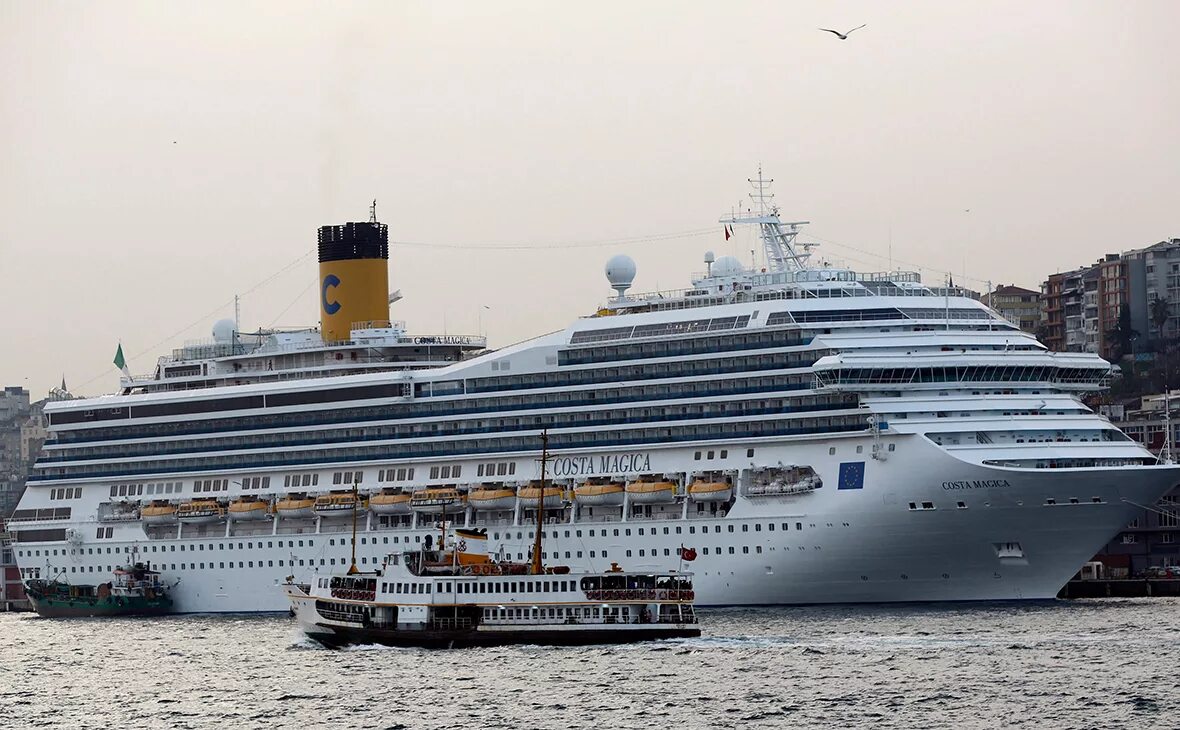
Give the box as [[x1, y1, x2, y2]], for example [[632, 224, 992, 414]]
[[285, 536, 699, 649], [10, 177, 1180, 613], [286, 440, 700, 648]]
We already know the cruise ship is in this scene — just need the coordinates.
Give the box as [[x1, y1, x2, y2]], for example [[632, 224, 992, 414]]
[[11, 179, 1179, 612]]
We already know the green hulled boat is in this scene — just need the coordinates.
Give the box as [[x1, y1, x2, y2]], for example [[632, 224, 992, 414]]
[[24, 562, 174, 618]]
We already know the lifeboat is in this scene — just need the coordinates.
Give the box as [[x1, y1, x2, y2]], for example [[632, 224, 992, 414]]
[[410, 488, 466, 514], [517, 485, 562, 509], [275, 494, 316, 519], [369, 489, 412, 515], [141, 500, 177, 524], [314, 492, 368, 518], [574, 482, 625, 506], [467, 487, 517, 511], [176, 499, 225, 524], [228, 496, 272, 521], [688, 481, 733, 502], [625, 480, 678, 504]]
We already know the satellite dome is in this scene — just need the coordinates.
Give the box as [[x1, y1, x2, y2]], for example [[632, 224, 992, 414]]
[[704, 250, 716, 264], [605, 254, 637, 298], [712, 255, 744, 277], [212, 318, 238, 344]]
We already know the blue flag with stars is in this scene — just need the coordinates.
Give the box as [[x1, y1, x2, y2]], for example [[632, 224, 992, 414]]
[[838, 462, 865, 490]]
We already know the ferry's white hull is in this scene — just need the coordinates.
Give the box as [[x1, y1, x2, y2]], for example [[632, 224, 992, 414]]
[[18, 437, 1179, 613]]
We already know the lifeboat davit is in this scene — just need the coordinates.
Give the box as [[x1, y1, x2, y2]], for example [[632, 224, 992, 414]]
[[625, 480, 677, 504], [228, 496, 271, 521], [410, 488, 466, 514], [141, 500, 178, 525], [275, 494, 316, 519], [467, 487, 517, 511], [370, 489, 412, 515], [688, 481, 733, 502], [314, 492, 368, 518], [176, 499, 225, 524], [517, 485, 562, 509], [574, 482, 625, 506]]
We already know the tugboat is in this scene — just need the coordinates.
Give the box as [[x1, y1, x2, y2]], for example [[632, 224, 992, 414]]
[[24, 562, 174, 618], [284, 432, 701, 648]]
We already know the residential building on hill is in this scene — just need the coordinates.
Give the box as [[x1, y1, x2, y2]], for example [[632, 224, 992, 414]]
[[982, 284, 1041, 333]]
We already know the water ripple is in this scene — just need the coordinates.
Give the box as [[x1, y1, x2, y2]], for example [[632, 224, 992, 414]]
[[1, 599, 1178, 729]]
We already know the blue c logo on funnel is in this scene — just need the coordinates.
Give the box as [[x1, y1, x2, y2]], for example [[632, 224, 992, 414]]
[[322, 274, 341, 314]]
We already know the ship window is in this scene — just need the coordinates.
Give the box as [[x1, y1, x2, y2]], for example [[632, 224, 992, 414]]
[[478, 465, 484, 477], [747, 448, 754, 457], [721, 450, 728, 458], [694, 451, 701, 461], [430, 466, 440, 479]]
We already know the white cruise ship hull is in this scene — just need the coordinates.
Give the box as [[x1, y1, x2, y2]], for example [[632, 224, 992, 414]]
[[16, 437, 1178, 613]]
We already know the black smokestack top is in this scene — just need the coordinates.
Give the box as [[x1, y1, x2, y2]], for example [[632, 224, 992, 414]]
[[317, 221, 389, 263]]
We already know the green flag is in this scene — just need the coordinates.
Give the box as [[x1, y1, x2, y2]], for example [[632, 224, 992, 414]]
[[113, 343, 130, 376]]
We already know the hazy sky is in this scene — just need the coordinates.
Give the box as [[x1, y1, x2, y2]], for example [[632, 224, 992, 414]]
[[2, 1, 1177, 399]]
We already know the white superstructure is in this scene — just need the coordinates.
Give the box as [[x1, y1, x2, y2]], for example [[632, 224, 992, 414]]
[[11, 175, 1180, 612]]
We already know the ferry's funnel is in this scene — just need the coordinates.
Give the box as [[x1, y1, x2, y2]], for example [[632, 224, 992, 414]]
[[317, 216, 390, 342]]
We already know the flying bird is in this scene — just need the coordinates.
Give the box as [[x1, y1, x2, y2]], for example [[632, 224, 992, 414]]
[[819, 24, 866, 40]]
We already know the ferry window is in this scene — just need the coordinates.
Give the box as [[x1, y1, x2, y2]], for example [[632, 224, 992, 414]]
[[509, 463, 516, 475], [626, 550, 633, 557], [782, 523, 789, 531], [694, 451, 701, 461], [729, 547, 735, 554], [613, 529, 619, 537], [721, 450, 728, 458], [302, 475, 312, 487], [333, 472, 342, 484], [395, 584, 402, 593], [707, 450, 715, 459], [728, 525, 735, 533], [768, 523, 775, 531], [796, 522, 803, 530], [741, 525, 748, 533], [747, 448, 755, 457], [888, 444, 896, 452], [408, 468, 415, 479], [430, 466, 439, 479], [477, 464, 484, 477], [110, 486, 117, 496]]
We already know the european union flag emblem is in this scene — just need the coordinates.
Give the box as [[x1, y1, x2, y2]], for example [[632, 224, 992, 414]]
[[838, 461, 865, 490]]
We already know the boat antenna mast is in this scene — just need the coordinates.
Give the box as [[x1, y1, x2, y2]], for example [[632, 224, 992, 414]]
[[347, 481, 360, 575], [531, 430, 549, 575], [719, 166, 812, 274]]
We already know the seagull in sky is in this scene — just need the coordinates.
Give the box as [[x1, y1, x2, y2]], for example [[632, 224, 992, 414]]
[[819, 24, 866, 40]]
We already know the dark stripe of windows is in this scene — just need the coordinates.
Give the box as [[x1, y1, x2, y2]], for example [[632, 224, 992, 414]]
[[558, 327, 803, 367], [31, 415, 871, 483], [41, 396, 860, 465], [55, 352, 824, 444]]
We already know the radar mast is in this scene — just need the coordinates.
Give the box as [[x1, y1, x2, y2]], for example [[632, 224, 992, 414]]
[[720, 166, 813, 273]]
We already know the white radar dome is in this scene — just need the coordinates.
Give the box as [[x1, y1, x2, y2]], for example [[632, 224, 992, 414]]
[[605, 254, 637, 298], [212, 318, 238, 343], [712, 255, 744, 277]]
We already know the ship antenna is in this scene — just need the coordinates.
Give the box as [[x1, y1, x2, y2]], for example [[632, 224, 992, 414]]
[[369, 199, 377, 224], [347, 481, 360, 575], [531, 430, 549, 575]]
